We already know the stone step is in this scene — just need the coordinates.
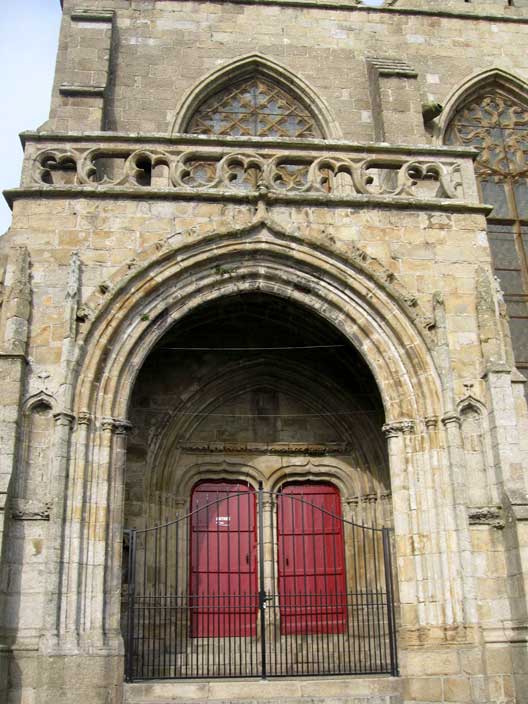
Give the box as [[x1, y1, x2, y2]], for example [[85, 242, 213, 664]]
[[125, 676, 402, 704], [127, 699, 398, 704]]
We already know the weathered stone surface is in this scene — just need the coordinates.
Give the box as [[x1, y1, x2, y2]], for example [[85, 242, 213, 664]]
[[1, 1, 528, 703]]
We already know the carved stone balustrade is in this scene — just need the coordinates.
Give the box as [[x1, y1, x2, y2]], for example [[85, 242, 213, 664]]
[[6, 131, 485, 211]]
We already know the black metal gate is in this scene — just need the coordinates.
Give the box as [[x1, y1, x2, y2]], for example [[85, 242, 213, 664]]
[[122, 483, 398, 681]]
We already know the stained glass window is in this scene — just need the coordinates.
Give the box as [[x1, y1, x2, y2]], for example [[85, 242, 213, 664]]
[[186, 77, 321, 139], [447, 90, 528, 383]]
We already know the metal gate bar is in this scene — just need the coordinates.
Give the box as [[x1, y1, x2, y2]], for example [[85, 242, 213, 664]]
[[122, 483, 398, 681]]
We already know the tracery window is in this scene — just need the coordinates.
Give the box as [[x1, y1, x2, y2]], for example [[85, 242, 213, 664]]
[[186, 77, 322, 139], [446, 90, 528, 381]]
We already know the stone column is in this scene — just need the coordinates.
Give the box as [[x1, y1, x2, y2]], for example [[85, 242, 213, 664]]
[[104, 419, 133, 644], [383, 419, 423, 632], [441, 411, 478, 626], [42, 410, 76, 651]]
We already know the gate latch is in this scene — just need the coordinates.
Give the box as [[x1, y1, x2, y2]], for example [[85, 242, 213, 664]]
[[259, 591, 271, 609]]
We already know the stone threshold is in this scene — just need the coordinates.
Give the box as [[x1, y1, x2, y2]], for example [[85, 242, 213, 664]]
[[125, 675, 402, 704]]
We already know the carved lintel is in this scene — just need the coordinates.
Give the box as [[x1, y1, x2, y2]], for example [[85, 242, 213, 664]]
[[441, 411, 461, 428], [382, 420, 415, 438], [468, 506, 505, 529], [177, 441, 348, 456]]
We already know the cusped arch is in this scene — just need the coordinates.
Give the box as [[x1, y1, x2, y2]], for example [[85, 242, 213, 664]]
[[22, 390, 55, 415], [170, 53, 343, 139], [175, 462, 264, 501], [70, 218, 443, 430], [268, 462, 373, 499], [437, 66, 528, 143]]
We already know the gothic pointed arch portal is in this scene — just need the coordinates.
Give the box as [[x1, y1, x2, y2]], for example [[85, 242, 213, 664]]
[[55, 219, 474, 690], [122, 292, 397, 678]]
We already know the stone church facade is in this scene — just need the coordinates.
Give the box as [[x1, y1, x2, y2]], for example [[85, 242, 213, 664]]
[[2, 0, 528, 702]]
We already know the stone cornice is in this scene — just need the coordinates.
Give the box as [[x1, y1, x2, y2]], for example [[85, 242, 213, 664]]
[[135, 0, 528, 24], [59, 0, 528, 23], [4, 186, 491, 215], [19, 130, 478, 158]]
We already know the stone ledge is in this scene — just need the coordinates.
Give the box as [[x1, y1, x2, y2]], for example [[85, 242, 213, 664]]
[[19, 130, 478, 159], [3, 186, 492, 215], [124, 676, 402, 703], [158, 0, 528, 24]]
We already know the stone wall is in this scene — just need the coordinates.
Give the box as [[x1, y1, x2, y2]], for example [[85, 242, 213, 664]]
[[1, 0, 528, 703]]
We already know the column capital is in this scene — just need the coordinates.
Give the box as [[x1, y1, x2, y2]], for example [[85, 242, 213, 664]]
[[77, 411, 92, 427], [382, 419, 415, 438], [424, 415, 439, 430], [101, 417, 133, 434], [441, 411, 461, 428], [53, 410, 76, 427]]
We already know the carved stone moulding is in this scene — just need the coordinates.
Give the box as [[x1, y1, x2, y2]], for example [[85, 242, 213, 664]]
[[11, 499, 51, 521], [382, 419, 415, 437], [177, 441, 350, 455], [29, 144, 466, 203], [467, 505, 505, 529]]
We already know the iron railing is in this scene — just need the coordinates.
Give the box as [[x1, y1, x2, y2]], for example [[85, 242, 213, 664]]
[[122, 482, 398, 681]]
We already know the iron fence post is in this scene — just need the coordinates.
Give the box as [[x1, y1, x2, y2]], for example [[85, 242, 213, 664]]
[[382, 527, 399, 676], [258, 482, 267, 678], [125, 528, 137, 682]]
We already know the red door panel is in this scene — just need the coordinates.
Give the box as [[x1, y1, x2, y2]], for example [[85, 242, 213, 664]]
[[277, 483, 347, 635], [190, 481, 257, 637]]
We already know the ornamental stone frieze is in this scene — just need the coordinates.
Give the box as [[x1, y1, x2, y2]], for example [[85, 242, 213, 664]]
[[6, 133, 486, 211]]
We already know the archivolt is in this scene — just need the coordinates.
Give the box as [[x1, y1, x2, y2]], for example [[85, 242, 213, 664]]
[[70, 217, 442, 425]]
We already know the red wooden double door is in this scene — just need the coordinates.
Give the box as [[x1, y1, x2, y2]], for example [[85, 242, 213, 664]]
[[190, 481, 347, 637]]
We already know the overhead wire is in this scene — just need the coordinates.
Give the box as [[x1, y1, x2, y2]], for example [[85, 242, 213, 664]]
[[159, 344, 346, 351]]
